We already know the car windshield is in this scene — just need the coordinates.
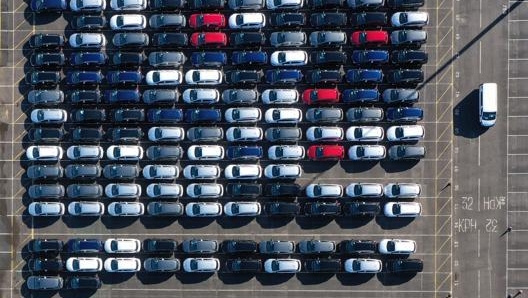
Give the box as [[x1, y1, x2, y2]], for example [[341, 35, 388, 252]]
[[272, 109, 281, 120], [76, 34, 83, 44], [391, 185, 401, 195], [232, 109, 240, 119], [150, 166, 157, 177], [190, 260, 198, 270], [392, 204, 401, 215], [111, 259, 119, 270], [232, 166, 240, 177], [395, 127, 404, 138], [115, 204, 122, 213], [354, 184, 362, 195], [195, 147, 203, 157], [397, 146, 406, 157], [116, 17, 124, 27], [398, 31, 407, 40], [387, 241, 395, 252], [356, 146, 365, 157], [152, 71, 160, 83], [271, 260, 280, 271], [278, 52, 286, 63], [313, 185, 322, 196], [198, 34, 206, 44], [192, 204, 201, 213], [482, 112, 496, 120], [399, 13, 408, 23], [354, 128, 363, 138], [352, 260, 361, 271], [193, 71, 200, 81], [236, 15, 244, 24], [359, 32, 367, 43], [314, 128, 323, 139], [72, 259, 80, 270], [35, 204, 42, 214], [272, 166, 280, 176], [316, 147, 324, 157], [231, 204, 239, 213], [75, 203, 82, 213], [233, 128, 241, 139], [275, 147, 283, 157]]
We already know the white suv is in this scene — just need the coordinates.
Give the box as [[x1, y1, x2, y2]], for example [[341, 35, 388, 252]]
[[145, 70, 183, 86], [148, 127, 184, 142], [110, 14, 147, 30], [378, 239, 417, 254], [66, 145, 103, 161], [183, 165, 221, 179], [26, 146, 63, 161], [345, 183, 383, 198], [348, 145, 386, 160], [386, 125, 425, 142], [185, 202, 223, 217], [104, 238, 141, 253]]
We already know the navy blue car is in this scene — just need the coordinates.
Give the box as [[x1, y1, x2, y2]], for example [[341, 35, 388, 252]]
[[342, 89, 380, 103], [386, 107, 423, 122], [352, 50, 389, 65], [147, 109, 183, 123], [31, 0, 66, 12], [104, 89, 141, 104], [231, 51, 268, 65], [266, 69, 303, 84], [106, 71, 143, 85], [65, 239, 103, 253], [226, 146, 263, 160], [346, 69, 383, 84], [191, 52, 227, 67], [70, 52, 108, 66], [66, 71, 103, 85], [184, 109, 221, 123]]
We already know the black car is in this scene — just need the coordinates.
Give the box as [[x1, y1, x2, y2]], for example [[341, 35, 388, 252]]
[[112, 52, 146, 66], [230, 32, 266, 47], [386, 69, 424, 84], [222, 89, 258, 104], [152, 33, 189, 47], [225, 70, 262, 84], [28, 184, 65, 199], [270, 13, 306, 27], [106, 71, 143, 85], [28, 90, 64, 106], [143, 239, 178, 253], [28, 258, 63, 272], [25, 71, 60, 86], [28, 239, 63, 254], [306, 69, 342, 84], [350, 12, 387, 27], [71, 109, 106, 123], [113, 108, 145, 122], [108, 127, 143, 142], [310, 51, 347, 66], [304, 259, 342, 273], [66, 276, 102, 289], [340, 240, 377, 254], [30, 53, 65, 67], [143, 89, 178, 104], [265, 183, 301, 197], [66, 71, 102, 85], [64, 239, 103, 253], [70, 90, 101, 104], [352, 50, 389, 65], [146, 145, 184, 160], [65, 164, 102, 179], [264, 202, 300, 216], [112, 33, 150, 48], [71, 15, 107, 30], [387, 0, 424, 8], [189, 0, 224, 9], [391, 50, 428, 65], [31, 0, 66, 12], [304, 202, 341, 216], [310, 13, 347, 27], [29, 34, 65, 48], [72, 127, 103, 142], [27, 165, 64, 180], [105, 89, 141, 104], [226, 183, 262, 198], [66, 184, 104, 199], [343, 202, 381, 216], [385, 259, 424, 272], [103, 164, 140, 179], [150, 0, 186, 9], [225, 259, 262, 273], [222, 240, 258, 253], [28, 128, 65, 142], [70, 52, 107, 66], [309, 0, 343, 7]]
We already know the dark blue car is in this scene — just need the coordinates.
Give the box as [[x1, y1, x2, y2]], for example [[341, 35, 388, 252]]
[[386, 107, 423, 122], [191, 52, 227, 67], [31, 0, 66, 12], [147, 109, 183, 123], [342, 89, 380, 103], [226, 146, 263, 160], [104, 89, 141, 103], [346, 69, 383, 84], [231, 51, 268, 65], [184, 109, 221, 123], [266, 69, 303, 84], [106, 71, 143, 85], [70, 52, 108, 66], [66, 71, 103, 85], [351, 50, 389, 65], [65, 239, 103, 253]]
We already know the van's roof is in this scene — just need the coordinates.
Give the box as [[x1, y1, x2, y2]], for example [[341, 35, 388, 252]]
[[481, 82, 497, 111]]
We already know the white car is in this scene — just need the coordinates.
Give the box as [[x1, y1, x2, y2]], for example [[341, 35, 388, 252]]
[[110, 0, 147, 10], [67, 201, 105, 216], [225, 164, 262, 179], [28, 202, 65, 216], [224, 202, 261, 216], [306, 126, 344, 141], [105, 183, 142, 198], [185, 202, 223, 217], [31, 109, 67, 123], [384, 202, 422, 217], [266, 0, 303, 9], [345, 183, 384, 198], [265, 108, 302, 123], [344, 258, 382, 273], [264, 164, 302, 179], [183, 258, 220, 272], [183, 165, 221, 179], [187, 145, 224, 160], [182, 89, 220, 104], [66, 145, 103, 161], [348, 145, 386, 160], [66, 257, 103, 272], [26, 146, 63, 161], [261, 89, 299, 104], [185, 69, 223, 85], [378, 239, 417, 254], [384, 183, 421, 198], [69, 33, 107, 48], [306, 184, 343, 198], [226, 127, 263, 142], [107, 202, 144, 216], [104, 258, 141, 272], [107, 145, 144, 160], [146, 70, 183, 86], [228, 13, 266, 29], [186, 183, 224, 198], [143, 165, 179, 179], [270, 51, 308, 66], [69, 0, 106, 12], [391, 12, 429, 27], [146, 183, 184, 198], [148, 127, 184, 142], [268, 145, 305, 160], [386, 125, 425, 142], [110, 14, 147, 30], [346, 126, 384, 142], [264, 259, 301, 273], [225, 107, 262, 123], [104, 238, 141, 253]]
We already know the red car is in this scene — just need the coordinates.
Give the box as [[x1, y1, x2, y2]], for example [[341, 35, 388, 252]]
[[189, 14, 226, 29], [302, 89, 340, 104], [308, 145, 345, 160], [351, 30, 389, 46], [190, 32, 227, 47]]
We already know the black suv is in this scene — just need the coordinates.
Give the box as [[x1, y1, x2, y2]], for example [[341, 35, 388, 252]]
[[71, 109, 106, 122], [29, 34, 65, 48], [265, 183, 301, 197], [222, 240, 258, 253], [230, 32, 266, 47], [28, 239, 63, 254], [310, 51, 347, 65], [113, 108, 145, 122], [71, 15, 107, 30], [225, 259, 262, 273], [30, 52, 65, 67], [311, 12, 347, 27], [112, 52, 146, 66], [28, 128, 65, 142], [306, 69, 342, 84], [340, 240, 377, 254], [72, 127, 103, 142], [385, 259, 423, 272], [270, 13, 306, 27], [264, 202, 300, 216], [304, 259, 342, 273], [66, 276, 102, 289], [343, 202, 380, 216], [143, 239, 178, 253], [28, 258, 64, 272], [189, 0, 224, 8], [350, 12, 387, 27], [25, 71, 60, 86], [226, 183, 262, 198], [108, 127, 143, 142], [391, 50, 428, 65], [70, 90, 101, 104], [65, 239, 103, 253], [152, 33, 189, 47], [225, 70, 262, 84]]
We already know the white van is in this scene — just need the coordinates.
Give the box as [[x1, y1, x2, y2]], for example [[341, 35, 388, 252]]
[[479, 83, 497, 127]]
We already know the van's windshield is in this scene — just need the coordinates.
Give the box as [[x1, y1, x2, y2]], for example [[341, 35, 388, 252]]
[[482, 112, 496, 120]]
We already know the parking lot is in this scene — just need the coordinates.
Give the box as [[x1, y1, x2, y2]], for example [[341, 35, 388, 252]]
[[0, 0, 459, 297]]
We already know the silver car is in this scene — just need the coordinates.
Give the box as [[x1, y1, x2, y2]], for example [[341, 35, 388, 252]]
[[67, 201, 104, 216], [28, 202, 65, 216], [306, 108, 343, 123], [270, 31, 307, 47], [148, 51, 186, 67]]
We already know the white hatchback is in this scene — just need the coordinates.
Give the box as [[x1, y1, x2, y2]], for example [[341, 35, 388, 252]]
[[306, 183, 343, 198], [384, 202, 422, 217], [185, 69, 223, 85], [148, 127, 184, 142], [261, 89, 299, 104], [104, 238, 141, 253], [185, 202, 223, 217], [348, 145, 386, 160], [186, 183, 224, 198], [306, 126, 344, 141], [264, 164, 302, 179], [228, 13, 266, 29], [187, 145, 224, 160], [26, 146, 63, 161], [265, 108, 302, 123], [226, 127, 263, 142], [268, 145, 305, 160], [104, 258, 141, 272], [66, 145, 103, 161], [66, 257, 103, 272], [378, 239, 417, 254], [344, 258, 382, 273], [225, 107, 262, 123], [110, 14, 147, 30], [224, 202, 261, 216], [146, 183, 184, 198], [391, 12, 429, 27], [386, 125, 425, 142], [182, 89, 220, 104], [225, 164, 262, 179], [145, 70, 182, 86], [183, 165, 221, 179], [106, 145, 144, 160], [345, 183, 383, 198], [346, 126, 384, 142], [270, 50, 308, 66], [183, 258, 220, 272], [384, 183, 421, 198]]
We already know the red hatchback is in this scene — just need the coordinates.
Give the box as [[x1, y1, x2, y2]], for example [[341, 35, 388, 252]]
[[308, 145, 345, 160], [351, 30, 389, 46], [189, 14, 226, 29], [302, 89, 340, 104], [190, 32, 227, 47]]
